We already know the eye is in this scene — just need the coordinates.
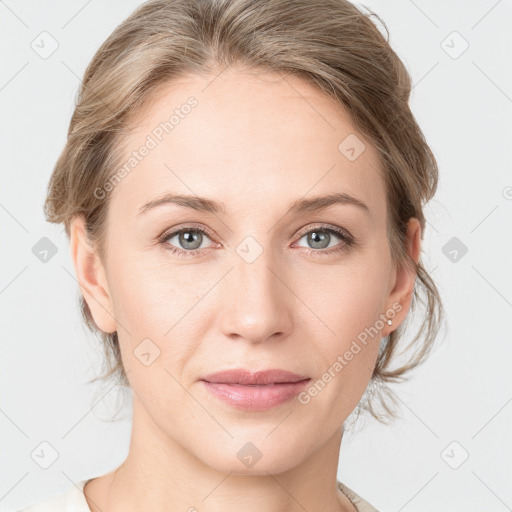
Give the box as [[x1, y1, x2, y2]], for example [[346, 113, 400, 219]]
[[159, 225, 217, 256], [293, 224, 354, 255]]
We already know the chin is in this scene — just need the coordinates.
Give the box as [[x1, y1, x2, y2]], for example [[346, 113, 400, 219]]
[[199, 436, 309, 476]]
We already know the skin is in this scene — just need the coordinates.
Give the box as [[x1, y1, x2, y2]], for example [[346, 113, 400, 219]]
[[70, 68, 421, 512]]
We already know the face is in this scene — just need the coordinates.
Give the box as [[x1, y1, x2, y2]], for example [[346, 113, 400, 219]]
[[72, 68, 419, 475]]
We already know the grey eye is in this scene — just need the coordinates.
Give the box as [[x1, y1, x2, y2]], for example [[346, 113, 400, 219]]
[[296, 229, 343, 250], [164, 228, 211, 251]]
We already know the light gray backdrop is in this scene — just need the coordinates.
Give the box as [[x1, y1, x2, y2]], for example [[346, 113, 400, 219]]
[[1, 1, 511, 511]]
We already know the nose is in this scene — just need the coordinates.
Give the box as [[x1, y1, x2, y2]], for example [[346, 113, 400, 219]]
[[219, 251, 293, 345]]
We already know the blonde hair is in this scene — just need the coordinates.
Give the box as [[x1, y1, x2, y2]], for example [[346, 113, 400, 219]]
[[45, 0, 444, 423]]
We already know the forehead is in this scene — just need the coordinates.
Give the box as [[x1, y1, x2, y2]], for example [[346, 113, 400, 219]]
[[109, 69, 386, 222]]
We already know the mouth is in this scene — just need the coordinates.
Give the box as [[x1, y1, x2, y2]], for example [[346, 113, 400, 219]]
[[200, 369, 311, 411]]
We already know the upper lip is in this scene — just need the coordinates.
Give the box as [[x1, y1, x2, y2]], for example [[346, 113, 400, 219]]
[[201, 369, 310, 385]]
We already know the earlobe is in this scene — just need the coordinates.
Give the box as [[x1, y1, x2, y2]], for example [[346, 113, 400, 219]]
[[69, 216, 117, 334], [383, 218, 422, 335]]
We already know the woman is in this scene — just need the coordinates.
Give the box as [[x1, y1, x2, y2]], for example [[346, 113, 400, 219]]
[[20, 0, 443, 510]]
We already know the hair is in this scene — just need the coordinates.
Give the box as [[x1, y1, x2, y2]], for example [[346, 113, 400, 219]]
[[45, 0, 445, 424]]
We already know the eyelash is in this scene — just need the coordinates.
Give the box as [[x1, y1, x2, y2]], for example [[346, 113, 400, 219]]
[[158, 223, 355, 258]]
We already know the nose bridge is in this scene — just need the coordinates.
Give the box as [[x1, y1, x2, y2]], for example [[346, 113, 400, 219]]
[[219, 239, 292, 342]]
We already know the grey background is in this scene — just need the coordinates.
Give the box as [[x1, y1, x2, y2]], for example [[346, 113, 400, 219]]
[[1, 1, 511, 511]]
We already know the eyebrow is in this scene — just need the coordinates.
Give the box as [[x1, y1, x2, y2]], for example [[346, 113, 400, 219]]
[[137, 192, 370, 216]]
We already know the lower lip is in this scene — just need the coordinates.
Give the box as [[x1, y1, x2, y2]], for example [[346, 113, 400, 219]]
[[201, 380, 310, 411]]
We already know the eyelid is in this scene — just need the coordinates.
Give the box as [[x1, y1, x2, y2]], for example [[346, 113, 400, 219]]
[[294, 223, 353, 242], [159, 222, 217, 243]]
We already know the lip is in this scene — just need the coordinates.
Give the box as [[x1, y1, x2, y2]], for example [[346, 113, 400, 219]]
[[201, 369, 310, 385], [200, 369, 311, 411]]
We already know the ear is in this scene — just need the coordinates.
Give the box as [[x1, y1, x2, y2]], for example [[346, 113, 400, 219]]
[[382, 217, 422, 336], [69, 215, 117, 334]]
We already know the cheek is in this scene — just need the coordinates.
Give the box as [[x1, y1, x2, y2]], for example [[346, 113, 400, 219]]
[[295, 286, 382, 424], [297, 249, 391, 342], [108, 251, 206, 329], [293, 251, 390, 405], [107, 256, 215, 378]]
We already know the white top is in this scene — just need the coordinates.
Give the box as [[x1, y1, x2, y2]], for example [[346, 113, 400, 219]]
[[18, 478, 379, 512], [17, 479, 92, 512]]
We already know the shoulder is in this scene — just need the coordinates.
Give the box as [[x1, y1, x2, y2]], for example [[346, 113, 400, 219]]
[[337, 480, 380, 512], [17, 479, 90, 512]]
